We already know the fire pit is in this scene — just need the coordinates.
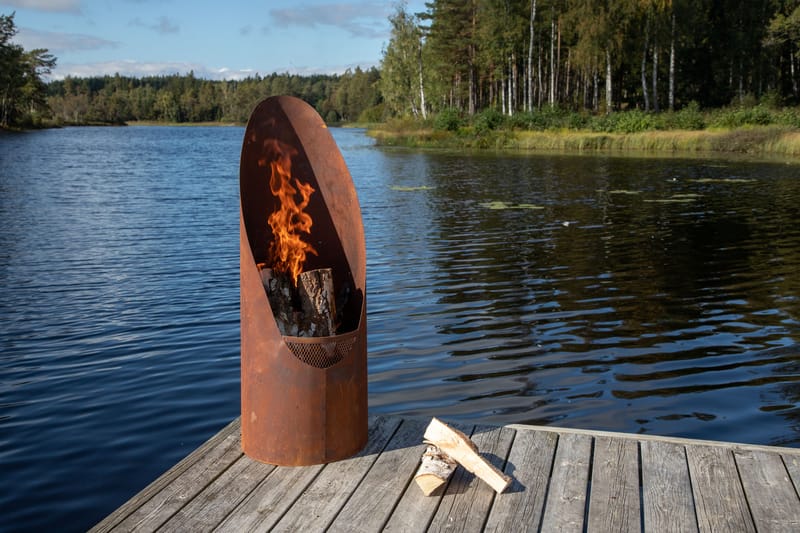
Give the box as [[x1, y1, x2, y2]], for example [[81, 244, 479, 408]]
[[239, 96, 367, 465]]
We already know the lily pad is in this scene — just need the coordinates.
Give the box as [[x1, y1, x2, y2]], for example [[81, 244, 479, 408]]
[[688, 178, 756, 184], [481, 201, 545, 210], [390, 185, 434, 192], [644, 197, 696, 204], [604, 189, 642, 195]]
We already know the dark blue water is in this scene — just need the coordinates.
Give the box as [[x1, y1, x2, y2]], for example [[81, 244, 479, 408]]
[[1, 126, 799, 532]]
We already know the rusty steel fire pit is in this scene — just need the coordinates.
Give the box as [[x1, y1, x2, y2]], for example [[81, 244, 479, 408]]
[[239, 96, 367, 465]]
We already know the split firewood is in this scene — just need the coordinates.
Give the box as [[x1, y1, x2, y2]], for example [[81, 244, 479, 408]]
[[297, 267, 336, 337], [421, 417, 512, 494], [259, 265, 337, 337], [414, 445, 458, 496], [260, 266, 299, 336]]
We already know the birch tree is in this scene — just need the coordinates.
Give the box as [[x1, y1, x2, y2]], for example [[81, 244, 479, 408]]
[[526, 0, 537, 111], [380, 3, 427, 117]]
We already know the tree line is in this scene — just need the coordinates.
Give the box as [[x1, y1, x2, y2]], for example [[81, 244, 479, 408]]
[[46, 68, 382, 126], [380, 0, 800, 118], [5, 3, 800, 130]]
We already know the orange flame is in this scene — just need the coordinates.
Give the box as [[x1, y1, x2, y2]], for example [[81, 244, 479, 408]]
[[260, 139, 317, 285]]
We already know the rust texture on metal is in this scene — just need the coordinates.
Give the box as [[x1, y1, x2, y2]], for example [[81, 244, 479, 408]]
[[239, 95, 367, 465]]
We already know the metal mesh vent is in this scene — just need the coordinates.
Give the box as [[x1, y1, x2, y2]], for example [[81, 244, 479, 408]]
[[284, 332, 358, 369]]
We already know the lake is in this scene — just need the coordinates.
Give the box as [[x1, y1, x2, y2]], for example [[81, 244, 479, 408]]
[[1, 125, 799, 531]]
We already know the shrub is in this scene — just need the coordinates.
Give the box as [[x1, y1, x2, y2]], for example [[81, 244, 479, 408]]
[[775, 108, 800, 128], [509, 106, 581, 131], [590, 110, 658, 133], [473, 108, 505, 134], [433, 108, 463, 131], [663, 101, 705, 130], [357, 103, 386, 124], [709, 105, 775, 128], [613, 109, 659, 133], [566, 111, 591, 130]]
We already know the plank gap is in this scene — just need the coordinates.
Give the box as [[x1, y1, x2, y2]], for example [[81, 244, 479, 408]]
[[536, 432, 560, 533], [582, 435, 596, 530]]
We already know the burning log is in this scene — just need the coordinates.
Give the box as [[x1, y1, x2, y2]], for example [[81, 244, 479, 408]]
[[417, 418, 512, 495], [297, 268, 336, 336], [260, 266, 336, 337]]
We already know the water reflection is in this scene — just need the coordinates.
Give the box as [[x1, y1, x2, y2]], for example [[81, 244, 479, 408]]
[[366, 149, 800, 444]]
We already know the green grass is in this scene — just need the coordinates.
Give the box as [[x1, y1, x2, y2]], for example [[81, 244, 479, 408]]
[[367, 103, 800, 158]]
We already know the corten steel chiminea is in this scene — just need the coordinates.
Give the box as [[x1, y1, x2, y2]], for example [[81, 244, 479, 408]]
[[239, 96, 367, 465]]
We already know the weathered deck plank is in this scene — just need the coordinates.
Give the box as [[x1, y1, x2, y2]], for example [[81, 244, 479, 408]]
[[92, 415, 800, 533], [784, 453, 800, 495], [640, 440, 698, 533], [734, 449, 800, 532], [686, 444, 755, 533], [587, 436, 641, 532], [483, 429, 558, 532], [539, 432, 593, 532], [327, 417, 428, 533], [158, 455, 274, 532], [214, 462, 324, 532], [270, 415, 402, 532]]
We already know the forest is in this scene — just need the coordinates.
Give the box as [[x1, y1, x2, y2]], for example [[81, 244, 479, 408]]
[[3, 2, 800, 130], [45, 68, 381, 126], [379, 0, 800, 118]]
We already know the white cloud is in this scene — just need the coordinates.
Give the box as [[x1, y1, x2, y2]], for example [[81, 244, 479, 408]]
[[48, 59, 376, 81], [50, 60, 258, 80], [0, 0, 81, 13], [16, 26, 118, 52], [269, 1, 390, 39]]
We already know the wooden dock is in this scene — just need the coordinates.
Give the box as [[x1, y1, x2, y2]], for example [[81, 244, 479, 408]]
[[91, 415, 800, 532]]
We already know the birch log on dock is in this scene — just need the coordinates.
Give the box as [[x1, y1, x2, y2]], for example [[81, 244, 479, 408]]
[[415, 445, 458, 496], [422, 417, 512, 494]]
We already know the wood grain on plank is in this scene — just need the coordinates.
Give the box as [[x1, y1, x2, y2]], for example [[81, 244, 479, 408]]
[[271, 415, 402, 532], [539, 432, 593, 533], [641, 440, 697, 533], [484, 429, 558, 533], [735, 449, 800, 532], [587, 436, 641, 532], [327, 417, 428, 533], [686, 444, 755, 533]]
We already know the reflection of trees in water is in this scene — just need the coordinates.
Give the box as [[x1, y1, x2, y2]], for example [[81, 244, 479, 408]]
[[416, 152, 800, 434]]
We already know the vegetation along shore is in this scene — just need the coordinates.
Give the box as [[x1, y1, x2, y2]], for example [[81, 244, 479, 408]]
[[4, 2, 800, 158], [367, 105, 800, 157]]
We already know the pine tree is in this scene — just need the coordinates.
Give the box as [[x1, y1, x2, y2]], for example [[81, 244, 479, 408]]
[[1, 13, 56, 128]]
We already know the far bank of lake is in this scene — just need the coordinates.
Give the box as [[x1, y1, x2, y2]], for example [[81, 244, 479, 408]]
[[368, 124, 800, 159]]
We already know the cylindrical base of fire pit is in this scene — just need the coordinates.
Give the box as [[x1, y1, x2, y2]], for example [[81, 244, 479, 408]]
[[239, 312, 368, 465], [240, 219, 368, 464]]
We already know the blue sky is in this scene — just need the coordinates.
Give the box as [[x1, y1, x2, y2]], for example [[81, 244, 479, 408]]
[[3, 0, 427, 80]]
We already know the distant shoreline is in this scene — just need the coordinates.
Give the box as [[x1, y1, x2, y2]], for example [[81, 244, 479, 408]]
[[126, 120, 242, 127], [367, 125, 800, 160]]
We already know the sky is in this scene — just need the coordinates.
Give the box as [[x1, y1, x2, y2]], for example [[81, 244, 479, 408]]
[[3, 0, 427, 80]]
